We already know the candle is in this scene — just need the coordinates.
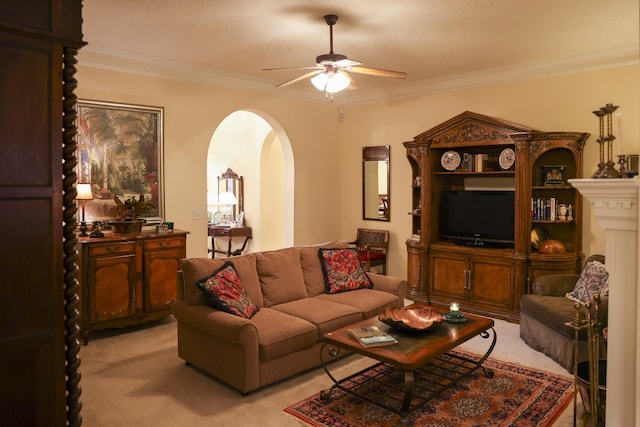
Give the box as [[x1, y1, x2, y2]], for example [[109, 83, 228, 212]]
[[450, 302, 460, 314], [616, 111, 624, 155]]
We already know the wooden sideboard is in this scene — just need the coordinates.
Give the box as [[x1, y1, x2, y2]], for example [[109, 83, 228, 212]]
[[76, 229, 188, 344]]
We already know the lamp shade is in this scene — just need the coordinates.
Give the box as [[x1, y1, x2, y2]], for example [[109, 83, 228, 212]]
[[311, 70, 351, 93], [218, 191, 237, 205], [76, 183, 93, 200]]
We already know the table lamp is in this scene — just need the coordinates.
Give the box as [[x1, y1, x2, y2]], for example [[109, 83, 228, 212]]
[[218, 191, 237, 223], [76, 183, 93, 236]]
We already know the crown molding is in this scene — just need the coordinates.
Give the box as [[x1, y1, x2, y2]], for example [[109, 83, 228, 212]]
[[348, 44, 639, 105], [78, 43, 639, 106]]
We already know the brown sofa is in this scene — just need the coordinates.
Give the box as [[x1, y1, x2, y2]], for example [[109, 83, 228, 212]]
[[172, 242, 407, 394], [520, 255, 607, 372]]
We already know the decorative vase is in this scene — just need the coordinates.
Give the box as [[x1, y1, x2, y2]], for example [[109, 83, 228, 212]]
[[111, 220, 144, 234]]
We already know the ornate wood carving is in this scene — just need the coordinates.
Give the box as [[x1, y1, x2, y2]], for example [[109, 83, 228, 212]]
[[525, 132, 589, 158], [514, 139, 527, 152], [436, 123, 508, 144], [62, 46, 82, 427], [411, 111, 533, 145], [530, 141, 551, 158], [405, 145, 429, 163]]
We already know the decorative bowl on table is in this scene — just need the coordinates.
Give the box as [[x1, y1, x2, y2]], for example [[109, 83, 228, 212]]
[[378, 306, 444, 332]]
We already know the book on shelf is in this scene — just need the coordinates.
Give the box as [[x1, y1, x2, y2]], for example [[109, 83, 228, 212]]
[[531, 197, 560, 221], [347, 325, 398, 348]]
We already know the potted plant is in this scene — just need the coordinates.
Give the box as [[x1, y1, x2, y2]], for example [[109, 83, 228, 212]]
[[110, 194, 155, 234]]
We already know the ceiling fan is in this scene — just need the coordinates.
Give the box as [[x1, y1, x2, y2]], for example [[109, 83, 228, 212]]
[[263, 14, 407, 96]]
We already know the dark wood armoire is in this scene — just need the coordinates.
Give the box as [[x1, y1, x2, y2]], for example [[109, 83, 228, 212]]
[[0, 2, 84, 425]]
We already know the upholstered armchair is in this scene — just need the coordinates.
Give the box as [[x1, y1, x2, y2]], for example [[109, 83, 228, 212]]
[[520, 255, 607, 372]]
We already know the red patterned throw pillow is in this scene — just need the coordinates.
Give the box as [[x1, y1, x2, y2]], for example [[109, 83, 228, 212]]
[[196, 261, 259, 318], [318, 248, 373, 294]]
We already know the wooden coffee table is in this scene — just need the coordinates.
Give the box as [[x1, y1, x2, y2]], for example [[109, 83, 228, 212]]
[[320, 304, 496, 417]]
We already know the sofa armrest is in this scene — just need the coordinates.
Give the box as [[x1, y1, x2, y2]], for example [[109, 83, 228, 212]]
[[172, 300, 258, 345], [368, 273, 407, 301], [176, 271, 186, 301], [532, 274, 580, 296]]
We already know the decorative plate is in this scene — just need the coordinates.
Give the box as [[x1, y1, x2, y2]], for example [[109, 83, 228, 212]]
[[211, 211, 224, 223], [441, 150, 461, 171], [378, 305, 444, 332], [499, 147, 515, 170]]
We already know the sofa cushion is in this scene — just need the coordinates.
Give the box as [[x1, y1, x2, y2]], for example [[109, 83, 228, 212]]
[[251, 308, 317, 362], [520, 294, 580, 339], [318, 248, 373, 294], [298, 241, 350, 297], [181, 255, 263, 308], [195, 261, 259, 319], [271, 298, 362, 340], [566, 260, 609, 304], [316, 289, 401, 318], [255, 247, 307, 307]]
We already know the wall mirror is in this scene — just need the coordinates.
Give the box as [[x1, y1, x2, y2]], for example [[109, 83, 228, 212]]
[[362, 145, 390, 221], [215, 168, 244, 223]]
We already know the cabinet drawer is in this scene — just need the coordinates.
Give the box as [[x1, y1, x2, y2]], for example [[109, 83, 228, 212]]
[[144, 237, 184, 251], [89, 242, 135, 256]]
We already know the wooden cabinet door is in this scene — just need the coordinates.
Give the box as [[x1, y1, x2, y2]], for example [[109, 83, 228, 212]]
[[429, 252, 468, 301], [88, 253, 137, 324], [143, 237, 185, 313], [468, 257, 514, 309]]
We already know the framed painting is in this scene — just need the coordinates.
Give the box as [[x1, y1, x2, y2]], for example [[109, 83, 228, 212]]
[[76, 100, 164, 223]]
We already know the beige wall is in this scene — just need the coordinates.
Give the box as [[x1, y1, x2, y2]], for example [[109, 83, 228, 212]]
[[260, 130, 286, 250], [77, 63, 639, 278], [77, 66, 343, 258]]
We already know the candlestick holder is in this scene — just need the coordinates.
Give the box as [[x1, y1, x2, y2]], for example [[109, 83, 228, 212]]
[[591, 103, 633, 179], [591, 110, 607, 178], [617, 154, 630, 178]]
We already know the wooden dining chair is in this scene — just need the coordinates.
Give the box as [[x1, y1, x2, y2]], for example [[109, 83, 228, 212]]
[[351, 228, 390, 275]]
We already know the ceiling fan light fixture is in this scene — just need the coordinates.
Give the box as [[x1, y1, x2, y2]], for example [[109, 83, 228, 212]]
[[311, 70, 350, 93]]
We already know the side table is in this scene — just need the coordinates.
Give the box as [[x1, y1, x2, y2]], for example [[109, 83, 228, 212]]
[[208, 224, 252, 257]]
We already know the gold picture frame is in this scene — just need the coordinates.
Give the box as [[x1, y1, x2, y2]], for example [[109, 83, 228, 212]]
[[76, 100, 164, 223]]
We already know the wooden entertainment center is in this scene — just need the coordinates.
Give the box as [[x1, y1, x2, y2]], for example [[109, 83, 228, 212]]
[[404, 111, 589, 321]]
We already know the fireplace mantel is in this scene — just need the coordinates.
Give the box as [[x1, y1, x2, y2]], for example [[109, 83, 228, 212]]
[[570, 177, 639, 426]]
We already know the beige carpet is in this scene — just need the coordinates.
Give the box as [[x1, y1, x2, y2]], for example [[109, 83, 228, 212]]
[[80, 313, 583, 426]]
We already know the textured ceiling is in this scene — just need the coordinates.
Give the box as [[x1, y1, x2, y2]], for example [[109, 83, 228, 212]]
[[81, 0, 639, 102]]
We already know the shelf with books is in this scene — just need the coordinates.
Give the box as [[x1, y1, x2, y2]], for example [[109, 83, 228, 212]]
[[530, 197, 575, 221]]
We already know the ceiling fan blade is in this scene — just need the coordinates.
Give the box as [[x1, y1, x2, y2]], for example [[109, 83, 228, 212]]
[[347, 73, 360, 90], [262, 66, 321, 72], [333, 58, 362, 68], [275, 70, 324, 88], [348, 66, 407, 79]]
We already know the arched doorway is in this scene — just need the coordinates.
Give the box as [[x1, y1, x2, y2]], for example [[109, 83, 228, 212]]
[[207, 110, 294, 252]]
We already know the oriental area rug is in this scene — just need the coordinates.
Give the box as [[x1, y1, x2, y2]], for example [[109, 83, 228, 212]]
[[284, 350, 573, 427]]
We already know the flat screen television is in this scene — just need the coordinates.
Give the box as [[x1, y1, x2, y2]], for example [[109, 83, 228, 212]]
[[440, 190, 515, 248]]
